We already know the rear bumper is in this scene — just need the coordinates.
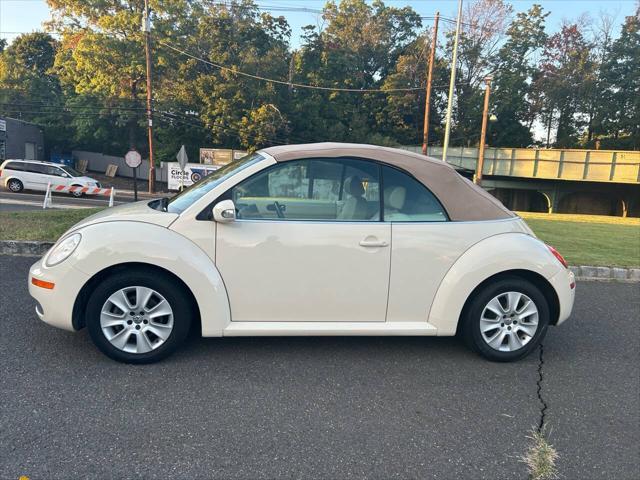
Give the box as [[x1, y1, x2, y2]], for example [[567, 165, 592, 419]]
[[548, 268, 575, 325], [28, 257, 89, 331]]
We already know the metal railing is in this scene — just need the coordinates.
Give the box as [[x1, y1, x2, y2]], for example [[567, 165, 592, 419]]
[[402, 146, 640, 184]]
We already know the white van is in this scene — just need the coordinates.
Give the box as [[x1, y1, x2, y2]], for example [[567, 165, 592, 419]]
[[0, 159, 101, 197]]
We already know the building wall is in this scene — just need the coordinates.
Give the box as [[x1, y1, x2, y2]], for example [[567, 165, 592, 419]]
[[0, 117, 45, 161], [72, 150, 168, 183]]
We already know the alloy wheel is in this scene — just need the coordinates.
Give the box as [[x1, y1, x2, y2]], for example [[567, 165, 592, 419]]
[[100, 286, 174, 354], [479, 291, 539, 352]]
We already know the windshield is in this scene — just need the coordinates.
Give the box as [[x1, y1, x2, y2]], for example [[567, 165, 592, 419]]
[[167, 153, 264, 214], [60, 165, 83, 177]]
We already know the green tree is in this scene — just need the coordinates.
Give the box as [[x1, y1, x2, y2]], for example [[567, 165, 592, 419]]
[[290, 0, 422, 144], [490, 4, 548, 147], [579, 11, 617, 146], [534, 24, 595, 147], [448, 0, 512, 146], [48, 0, 157, 154], [0, 32, 73, 154], [379, 30, 448, 146], [598, 10, 640, 149], [161, 0, 292, 151]]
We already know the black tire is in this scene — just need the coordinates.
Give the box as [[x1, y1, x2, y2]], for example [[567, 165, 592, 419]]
[[86, 269, 193, 364], [70, 185, 84, 197], [460, 276, 549, 362], [7, 178, 23, 192]]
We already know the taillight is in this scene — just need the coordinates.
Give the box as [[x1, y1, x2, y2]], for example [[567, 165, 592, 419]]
[[547, 244, 568, 268]]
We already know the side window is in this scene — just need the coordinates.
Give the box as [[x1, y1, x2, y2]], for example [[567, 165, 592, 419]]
[[24, 163, 47, 174], [231, 158, 380, 221], [3, 161, 23, 171], [45, 166, 65, 176], [381, 165, 448, 222]]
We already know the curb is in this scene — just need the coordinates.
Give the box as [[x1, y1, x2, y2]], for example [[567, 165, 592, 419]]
[[569, 265, 640, 283], [1, 240, 639, 282], [1, 240, 54, 256]]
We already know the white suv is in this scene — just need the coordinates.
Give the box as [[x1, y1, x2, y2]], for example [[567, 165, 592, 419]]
[[0, 159, 101, 197]]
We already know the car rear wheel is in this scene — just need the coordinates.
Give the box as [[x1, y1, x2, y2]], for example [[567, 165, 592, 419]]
[[7, 178, 23, 192], [461, 277, 549, 362], [86, 270, 192, 363]]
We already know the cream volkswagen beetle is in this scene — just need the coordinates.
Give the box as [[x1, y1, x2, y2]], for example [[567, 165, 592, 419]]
[[28, 143, 575, 363]]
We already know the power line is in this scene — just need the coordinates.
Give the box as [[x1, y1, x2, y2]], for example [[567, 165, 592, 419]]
[[155, 111, 293, 147], [0, 108, 138, 116], [158, 40, 425, 94], [0, 104, 298, 146], [0, 101, 145, 111], [157, 106, 315, 146]]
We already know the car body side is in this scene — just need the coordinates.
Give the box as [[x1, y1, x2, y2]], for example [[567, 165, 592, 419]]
[[28, 153, 574, 337], [1, 159, 100, 192]]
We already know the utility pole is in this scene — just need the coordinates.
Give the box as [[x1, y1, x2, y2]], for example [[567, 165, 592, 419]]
[[442, 0, 463, 163], [422, 11, 439, 156], [476, 76, 492, 184], [143, 0, 155, 194]]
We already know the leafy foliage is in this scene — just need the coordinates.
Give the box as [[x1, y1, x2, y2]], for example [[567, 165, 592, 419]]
[[491, 4, 548, 147], [0, 0, 638, 161], [598, 10, 640, 149]]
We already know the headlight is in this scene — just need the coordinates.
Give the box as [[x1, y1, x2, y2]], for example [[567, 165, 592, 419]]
[[46, 233, 82, 266]]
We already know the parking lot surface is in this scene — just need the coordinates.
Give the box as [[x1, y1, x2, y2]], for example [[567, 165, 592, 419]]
[[1, 255, 638, 479]]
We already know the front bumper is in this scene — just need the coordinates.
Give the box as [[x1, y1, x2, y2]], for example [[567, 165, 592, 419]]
[[548, 267, 576, 325], [28, 257, 90, 331]]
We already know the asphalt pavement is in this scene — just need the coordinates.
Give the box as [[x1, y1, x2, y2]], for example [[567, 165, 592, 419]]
[[0, 254, 638, 479]]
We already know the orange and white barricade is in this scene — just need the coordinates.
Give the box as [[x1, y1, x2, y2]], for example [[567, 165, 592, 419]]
[[43, 182, 115, 209]]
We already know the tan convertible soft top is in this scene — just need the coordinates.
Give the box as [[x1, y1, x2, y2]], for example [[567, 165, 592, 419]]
[[261, 142, 514, 221]]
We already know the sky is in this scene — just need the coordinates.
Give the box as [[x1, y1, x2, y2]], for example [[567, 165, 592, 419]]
[[1, 0, 638, 47]]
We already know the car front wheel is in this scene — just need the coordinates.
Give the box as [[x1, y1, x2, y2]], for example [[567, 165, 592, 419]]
[[86, 270, 192, 363], [461, 277, 550, 362], [7, 178, 24, 192]]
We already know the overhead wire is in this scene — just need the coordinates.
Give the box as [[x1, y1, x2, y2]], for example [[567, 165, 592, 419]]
[[1, 1, 506, 147], [0, 104, 297, 146], [154, 110, 293, 146], [158, 40, 426, 93]]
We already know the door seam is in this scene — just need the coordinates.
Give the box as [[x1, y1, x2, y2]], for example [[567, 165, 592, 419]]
[[384, 222, 393, 322]]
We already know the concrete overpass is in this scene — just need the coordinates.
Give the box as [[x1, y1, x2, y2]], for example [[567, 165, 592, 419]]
[[403, 146, 640, 217]]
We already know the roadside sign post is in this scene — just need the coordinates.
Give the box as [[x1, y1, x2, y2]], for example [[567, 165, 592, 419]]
[[176, 145, 189, 191], [125, 149, 142, 201]]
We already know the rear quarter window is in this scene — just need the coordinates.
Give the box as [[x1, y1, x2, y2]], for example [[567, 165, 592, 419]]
[[381, 165, 448, 222], [3, 161, 24, 171]]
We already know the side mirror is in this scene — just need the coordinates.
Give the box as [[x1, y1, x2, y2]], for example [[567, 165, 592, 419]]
[[212, 199, 236, 223]]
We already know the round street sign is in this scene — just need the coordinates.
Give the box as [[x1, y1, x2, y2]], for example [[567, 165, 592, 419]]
[[125, 149, 142, 168]]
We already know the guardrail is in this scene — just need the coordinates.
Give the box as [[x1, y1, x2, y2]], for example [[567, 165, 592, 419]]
[[43, 182, 115, 209]]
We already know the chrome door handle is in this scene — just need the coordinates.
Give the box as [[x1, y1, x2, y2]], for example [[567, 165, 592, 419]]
[[359, 239, 389, 248]]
